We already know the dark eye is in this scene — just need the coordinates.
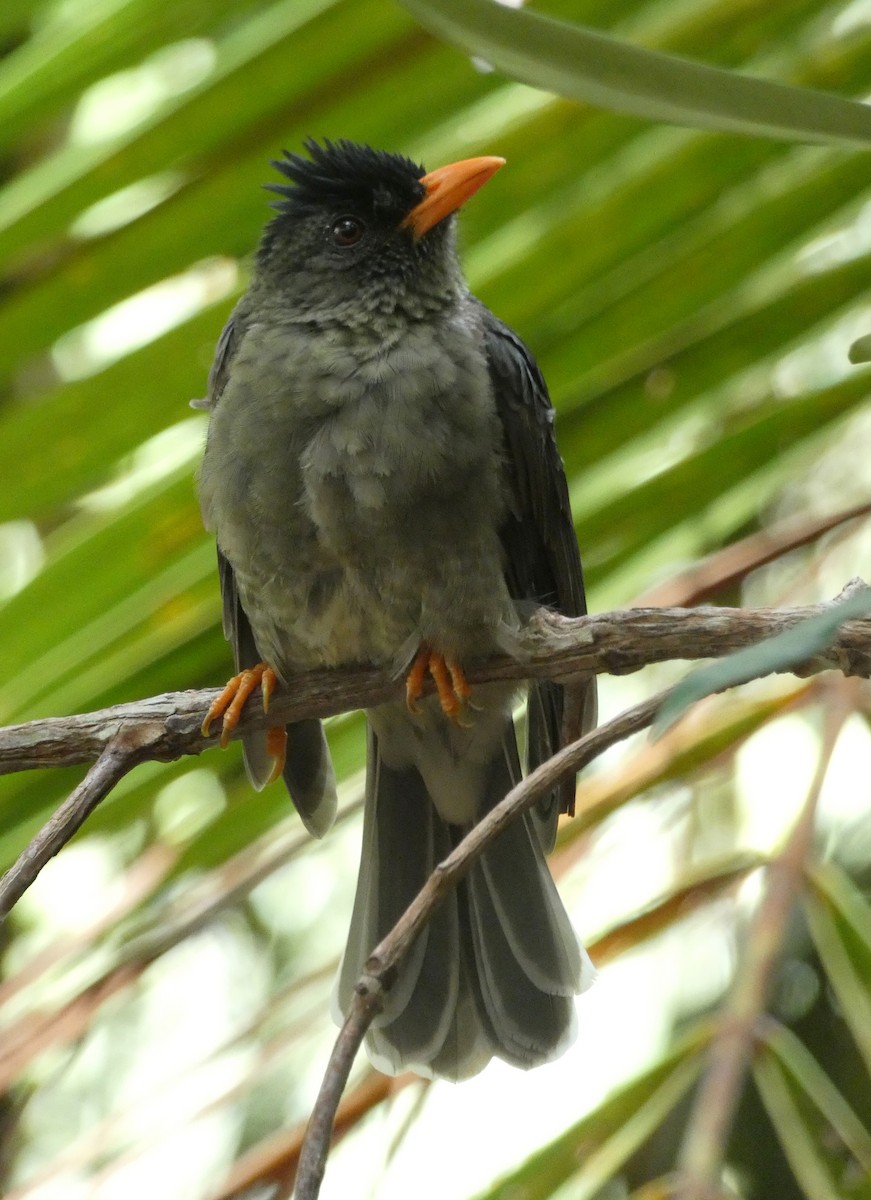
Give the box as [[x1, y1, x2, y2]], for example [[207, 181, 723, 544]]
[[331, 216, 365, 247]]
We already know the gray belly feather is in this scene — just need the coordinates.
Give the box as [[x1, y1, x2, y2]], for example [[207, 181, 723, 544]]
[[199, 313, 517, 679]]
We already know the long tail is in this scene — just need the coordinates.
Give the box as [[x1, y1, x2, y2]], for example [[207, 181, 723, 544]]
[[333, 720, 594, 1080]]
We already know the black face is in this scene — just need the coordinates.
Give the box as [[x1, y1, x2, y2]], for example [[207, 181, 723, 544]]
[[254, 139, 460, 321]]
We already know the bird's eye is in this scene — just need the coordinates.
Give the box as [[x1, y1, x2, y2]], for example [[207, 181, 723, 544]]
[[331, 217, 365, 247]]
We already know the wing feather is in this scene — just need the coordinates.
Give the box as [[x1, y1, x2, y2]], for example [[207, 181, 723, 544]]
[[480, 307, 597, 842], [205, 314, 336, 836]]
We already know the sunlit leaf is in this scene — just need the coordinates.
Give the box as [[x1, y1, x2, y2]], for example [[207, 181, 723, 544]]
[[400, 0, 871, 145], [655, 588, 871, 734]]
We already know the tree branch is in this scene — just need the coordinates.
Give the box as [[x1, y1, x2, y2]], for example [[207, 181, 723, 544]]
[[0, 729, 151, 919], [2, 588, 866, 1194], [2, 593, 869, 778], [2, 590, 868, 926]]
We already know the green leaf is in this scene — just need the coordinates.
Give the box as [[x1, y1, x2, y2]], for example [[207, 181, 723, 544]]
[[400, 0, 871, 145], [0, 0, 260, 149], [754, 1027, 871, 1200], [475, 1031, 706, 1200], [760, 1022, 871, 1181], [805, 861, 871, 1076], [654, 587, 871, 734]]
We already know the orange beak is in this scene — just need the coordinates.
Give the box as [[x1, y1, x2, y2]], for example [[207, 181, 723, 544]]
[[402, 155, 505, 239]]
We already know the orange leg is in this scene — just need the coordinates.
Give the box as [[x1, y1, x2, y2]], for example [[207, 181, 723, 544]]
[[201, 662, 280, 748], [264, 724, 288, 784], [427, 654, 463, 721], [405, 647, 473, 725], [405, 646, 430, 713], [447, 659, 472, 705]]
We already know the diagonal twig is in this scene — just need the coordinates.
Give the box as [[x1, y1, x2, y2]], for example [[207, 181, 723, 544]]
[[634, 502, 871, 608], [291, 688, 668, 1200], [0, 729, 152, 919]]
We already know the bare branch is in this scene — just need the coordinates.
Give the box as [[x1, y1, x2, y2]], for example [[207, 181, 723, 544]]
[[209, 1072, 413, 1200], [1, 594, 869, 780], [0, 730, 150, 919], [290, 689, 667, 1200], [4, 589, 866, 1194], [292, 984, 386, 1200]]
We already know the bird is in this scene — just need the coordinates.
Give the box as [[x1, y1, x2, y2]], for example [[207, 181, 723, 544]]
[[198, 138, 598, 1080]]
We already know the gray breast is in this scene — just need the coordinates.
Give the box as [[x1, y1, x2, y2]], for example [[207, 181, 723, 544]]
[[200, 309, 517, 675]]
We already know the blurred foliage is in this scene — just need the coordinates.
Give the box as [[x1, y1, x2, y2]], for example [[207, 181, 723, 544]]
[[1, 0, 871, 1198]]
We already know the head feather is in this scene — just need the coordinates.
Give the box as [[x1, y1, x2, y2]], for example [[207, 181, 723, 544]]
[[266, 138, 426, 221]]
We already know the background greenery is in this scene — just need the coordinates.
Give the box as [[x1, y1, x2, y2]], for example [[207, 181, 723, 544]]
[[1, 0, 871, 1197]]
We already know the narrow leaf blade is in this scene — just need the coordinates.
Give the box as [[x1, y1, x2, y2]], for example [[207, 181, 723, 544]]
[[400, 0, 871, 146]]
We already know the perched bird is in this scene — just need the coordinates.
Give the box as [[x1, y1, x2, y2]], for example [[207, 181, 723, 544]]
[[198, 139, 597, 1080]]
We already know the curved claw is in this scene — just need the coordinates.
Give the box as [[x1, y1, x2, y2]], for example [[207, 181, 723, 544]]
[[264, 724, 287, 784], [405, 648, 430, 716], [405, 646, 475, 726], [202, 664, 285, 786], [201, 663, 280, 745]]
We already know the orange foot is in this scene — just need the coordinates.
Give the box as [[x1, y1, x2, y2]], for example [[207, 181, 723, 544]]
[[406, 646, 473, 724], [202, 663, 286, 784]]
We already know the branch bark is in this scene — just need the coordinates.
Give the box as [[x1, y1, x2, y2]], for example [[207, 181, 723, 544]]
[[2, 591, 868, 927], [2, 596, 870, 778]]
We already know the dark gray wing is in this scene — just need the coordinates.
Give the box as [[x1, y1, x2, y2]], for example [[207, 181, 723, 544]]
[[207, 315, 260, 693], [206, 314, 336, 837], [480, 307, 597, 845]]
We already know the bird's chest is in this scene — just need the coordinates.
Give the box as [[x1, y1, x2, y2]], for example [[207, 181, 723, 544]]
[[202, 320, 510, 668], [298, 326, 501, 553]]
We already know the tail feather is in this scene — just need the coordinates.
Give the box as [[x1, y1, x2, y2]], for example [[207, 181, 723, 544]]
[[426, 961, 495, 1081], [475, 744, 583, 997], [463, 745, 583, 1066], [335, 730, 459, 1072], [334, 709, 593, 1079], [527, 675, 598, 852], [465, 849, 578, 1066]]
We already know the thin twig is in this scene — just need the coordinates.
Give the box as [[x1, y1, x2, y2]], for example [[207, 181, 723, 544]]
[[292, 984, 387, 1200], [0, 730, 148, 918], [209, 1072, 411, 1200], [674, 684, 848, 1200], [291, 689, 667, 1200], [635, 503, 871, 607]]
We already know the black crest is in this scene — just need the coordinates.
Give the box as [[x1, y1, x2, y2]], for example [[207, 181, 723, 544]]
[[267, 138, 426, 223]]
